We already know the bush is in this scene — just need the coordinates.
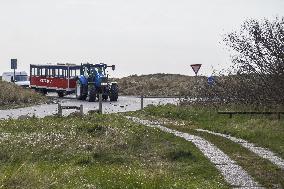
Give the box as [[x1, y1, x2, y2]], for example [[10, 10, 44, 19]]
[[0, 81, 45, 107]]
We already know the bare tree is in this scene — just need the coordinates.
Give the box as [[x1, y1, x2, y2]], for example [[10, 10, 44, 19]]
[[223, 17, 284, 104]]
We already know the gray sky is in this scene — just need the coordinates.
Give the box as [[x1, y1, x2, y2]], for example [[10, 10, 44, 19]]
[[0, 0, 283, 77]]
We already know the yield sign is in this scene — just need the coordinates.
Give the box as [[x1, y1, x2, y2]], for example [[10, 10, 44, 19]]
[[190, 64, 202, 75]]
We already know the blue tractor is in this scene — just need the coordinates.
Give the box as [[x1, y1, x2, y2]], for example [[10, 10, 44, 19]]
[[76, 63, 118, 102]]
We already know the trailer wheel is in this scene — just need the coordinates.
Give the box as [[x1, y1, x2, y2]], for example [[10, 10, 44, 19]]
[[76, 80, 87, 100], [89, 87, 97, 102], [109, 84, 118, 101], [57, 91, 65, 98], [36, 88, 47, 95]]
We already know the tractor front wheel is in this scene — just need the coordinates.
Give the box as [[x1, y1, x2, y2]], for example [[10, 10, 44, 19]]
[[76, 80, 87, 100]]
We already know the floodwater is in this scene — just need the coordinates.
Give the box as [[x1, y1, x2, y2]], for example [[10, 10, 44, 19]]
[[0, 95, 179, 120]]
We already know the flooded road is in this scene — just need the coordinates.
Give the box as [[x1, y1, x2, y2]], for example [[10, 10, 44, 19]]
[[0, 95, 179, 120]]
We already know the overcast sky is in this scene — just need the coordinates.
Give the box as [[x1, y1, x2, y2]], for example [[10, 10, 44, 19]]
[[0, 0, 283, 77]]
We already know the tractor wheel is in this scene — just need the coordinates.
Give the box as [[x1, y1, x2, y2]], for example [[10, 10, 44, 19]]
[[76, 80, 87, 100], [57, 91, 65, 98], [89, 87, 97, 102], [109, 84, 118, 101], [103, 95, 108, 101]]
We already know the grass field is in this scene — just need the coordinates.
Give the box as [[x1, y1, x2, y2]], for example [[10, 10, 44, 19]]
[[128, 105, 284, 188], [0, 113, 229, 188]]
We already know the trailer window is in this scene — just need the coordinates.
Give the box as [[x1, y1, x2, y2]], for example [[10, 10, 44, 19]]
[[70, 69, 76, 77], [64, 69, 67, 77], [41, 69, 45, 76], [37, 68, 40, 76], [32, 68, 36, 76]]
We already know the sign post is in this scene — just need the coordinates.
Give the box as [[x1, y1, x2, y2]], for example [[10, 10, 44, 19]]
[[11, 59, 17, 82], [190, 64, 202, 76], [207, 76, 215, 86]]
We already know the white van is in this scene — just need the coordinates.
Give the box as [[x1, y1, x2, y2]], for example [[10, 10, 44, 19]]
[[2, 71, 30, 87]]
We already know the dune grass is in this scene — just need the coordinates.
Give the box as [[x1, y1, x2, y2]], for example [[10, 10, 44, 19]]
[[0, 113, 228, 188], [0, 81, 46, 109]]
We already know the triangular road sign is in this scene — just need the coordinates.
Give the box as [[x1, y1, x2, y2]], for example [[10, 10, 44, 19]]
[[190, 64, 202, 75]]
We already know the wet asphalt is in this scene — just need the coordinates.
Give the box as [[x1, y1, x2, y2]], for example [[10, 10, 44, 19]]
[[0, 94, 179, 120]]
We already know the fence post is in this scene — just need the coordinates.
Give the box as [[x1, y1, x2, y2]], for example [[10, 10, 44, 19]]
[[99, 94, 103, 114], [58, 104, 62, 116], [80, 105, 84, 116], [278, 112, 281, 120], [141, 94, 144, 110]]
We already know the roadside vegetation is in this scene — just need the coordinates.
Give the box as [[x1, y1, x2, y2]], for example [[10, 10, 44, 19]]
[[0, 113, 229, 188], [117, 73, 206, 96], [133, 104, 284, 158], [0, 81, 46, 109], [128, 104, 284, 188]]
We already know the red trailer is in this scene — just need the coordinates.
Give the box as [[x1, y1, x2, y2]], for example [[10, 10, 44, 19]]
[[30, 64, 81, 97]]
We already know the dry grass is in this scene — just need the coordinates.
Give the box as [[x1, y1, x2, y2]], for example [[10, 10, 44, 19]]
[[0, 81, 46, 108], [116, 73, 206, 96]]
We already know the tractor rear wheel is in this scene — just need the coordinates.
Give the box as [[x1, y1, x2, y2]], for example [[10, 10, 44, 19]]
[[109, 84, 118, 101], [103, 95, 108, 101], [89, 87, 97, 102], [76, 80, 87, 100]]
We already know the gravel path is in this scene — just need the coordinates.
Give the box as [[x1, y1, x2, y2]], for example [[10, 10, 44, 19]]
[[196, 129, 284, 170], [126, 116, 262, 188]]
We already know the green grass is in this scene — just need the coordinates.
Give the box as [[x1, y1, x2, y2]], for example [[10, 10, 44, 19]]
[[127, 104, 284, 188], [132, 104, 284, 159], [193, 130, 284, 188], [0, 113, 229, 188]]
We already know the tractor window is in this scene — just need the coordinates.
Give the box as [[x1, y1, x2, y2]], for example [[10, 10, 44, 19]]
[[94, 67, 104, 74], [83, 67, 88, 77]]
